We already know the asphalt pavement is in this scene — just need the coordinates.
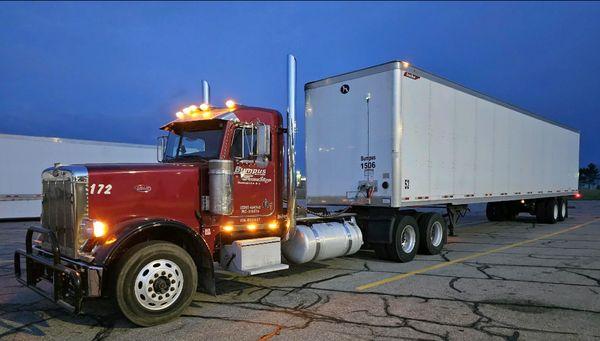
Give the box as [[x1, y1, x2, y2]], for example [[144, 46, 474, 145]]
[[1, 201, 599, 340]]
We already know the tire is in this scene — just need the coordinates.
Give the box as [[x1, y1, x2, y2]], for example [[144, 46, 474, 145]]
[[387, 215, 419, 263], [114, 241, 197, 326], [545, 199, 559, 224], [486, 202, 514, 221], [557, 198, 568, 221], [417, 213, 447, 255], [537, 198, 558, 224]]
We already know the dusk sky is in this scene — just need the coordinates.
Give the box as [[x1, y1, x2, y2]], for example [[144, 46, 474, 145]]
[[1, 2, 599, 170]]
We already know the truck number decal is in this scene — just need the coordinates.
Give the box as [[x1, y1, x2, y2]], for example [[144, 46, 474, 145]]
[[360, 155, 376, 170], [90, 183, 112, 195], [361, 161, 376, 169]]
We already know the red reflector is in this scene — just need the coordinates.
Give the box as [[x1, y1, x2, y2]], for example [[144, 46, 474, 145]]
[[574, 193, 582, 199]]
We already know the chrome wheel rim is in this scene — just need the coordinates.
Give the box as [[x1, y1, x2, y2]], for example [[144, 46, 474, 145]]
[[431, 221, 443, 247], [134, 259, 184, 311], [401, 225, 416, 253], [553, 204, 559, 220], [561, 202, 567, 218]]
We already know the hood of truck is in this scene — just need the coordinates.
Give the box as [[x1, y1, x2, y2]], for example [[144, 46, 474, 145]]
[[84, 163, 203, 232]]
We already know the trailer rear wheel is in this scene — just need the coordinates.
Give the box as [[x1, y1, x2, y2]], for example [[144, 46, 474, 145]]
[[114, 241, 197, 326], [387, 215, 419, 262], [536, 198, 558, 224], [417, 213, 447, 255], [557, 198, 568, 221]]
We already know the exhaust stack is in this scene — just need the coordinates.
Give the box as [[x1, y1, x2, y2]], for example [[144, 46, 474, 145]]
[[202, 80, 210, 105], [284, 54, 297, 241]]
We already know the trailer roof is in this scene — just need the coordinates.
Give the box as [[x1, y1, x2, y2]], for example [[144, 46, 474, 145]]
[[0, 133, 154, 149], [305, 61, 579, 133]]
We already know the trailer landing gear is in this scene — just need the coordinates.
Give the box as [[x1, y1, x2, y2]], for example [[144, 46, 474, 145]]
[[445, 204, 468, 237]]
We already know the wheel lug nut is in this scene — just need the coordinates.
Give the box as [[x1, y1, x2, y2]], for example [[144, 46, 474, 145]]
[[166, 293, 170, 297], [149, 279, 153, 284], [158, 296, 163, 300], [168, 274, 172, 278], [161, 271, 166, 276], [154, 273, 158, 278], [170, 287, 175, 291], [148, 287, 152, 292], [171, 280, 176, 284], [152, 293, 156, 298]]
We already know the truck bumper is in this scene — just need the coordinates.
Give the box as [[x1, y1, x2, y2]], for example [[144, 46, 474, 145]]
[[13, 225, 103, 313]]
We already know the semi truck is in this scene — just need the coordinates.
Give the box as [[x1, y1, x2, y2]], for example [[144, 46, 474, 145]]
[[14, 55, 579, 326], [0, 133, 155, 219]]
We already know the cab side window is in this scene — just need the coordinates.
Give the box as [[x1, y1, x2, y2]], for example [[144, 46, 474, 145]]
[[230, 127, 257, 159]]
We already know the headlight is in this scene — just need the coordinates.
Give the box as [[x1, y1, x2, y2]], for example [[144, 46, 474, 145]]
[[80, 218, 108, 239], [93, 221, 107, 238]]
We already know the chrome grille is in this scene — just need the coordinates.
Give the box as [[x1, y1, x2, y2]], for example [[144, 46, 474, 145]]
[[41, 166, 88, 259]]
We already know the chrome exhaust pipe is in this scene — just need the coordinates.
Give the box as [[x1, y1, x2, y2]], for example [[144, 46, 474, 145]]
[[284, 54, 297, 241], [202, 80, 210, 105]]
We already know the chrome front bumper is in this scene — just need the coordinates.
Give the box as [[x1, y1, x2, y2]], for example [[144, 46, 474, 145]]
[[14, 225, 103, 313]]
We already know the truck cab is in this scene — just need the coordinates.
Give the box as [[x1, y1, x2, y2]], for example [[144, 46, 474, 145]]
[[14, 102, 294, 326], [13, 55, 360, 327], [160, 105, 286, 243]]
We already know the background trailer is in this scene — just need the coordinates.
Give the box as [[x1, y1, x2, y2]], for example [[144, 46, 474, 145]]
[[0, 134, 155, 219]]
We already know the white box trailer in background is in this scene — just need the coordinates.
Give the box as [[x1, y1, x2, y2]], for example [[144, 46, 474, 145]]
[[0, 134, 156, 219], [304, 61, 579, 246]]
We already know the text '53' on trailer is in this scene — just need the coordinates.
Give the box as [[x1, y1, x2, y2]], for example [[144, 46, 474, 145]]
[[14, 55, 579, 326]]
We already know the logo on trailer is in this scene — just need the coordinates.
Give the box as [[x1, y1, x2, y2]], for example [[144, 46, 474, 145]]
[[403, 72, 420, 80], [340, 84, 350, 94]]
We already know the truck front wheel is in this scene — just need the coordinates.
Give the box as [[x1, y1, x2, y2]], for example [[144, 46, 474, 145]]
[[114, 241, 198, 326]]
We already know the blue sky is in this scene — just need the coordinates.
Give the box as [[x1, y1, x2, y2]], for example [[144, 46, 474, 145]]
[[1, 2, 599, 169]]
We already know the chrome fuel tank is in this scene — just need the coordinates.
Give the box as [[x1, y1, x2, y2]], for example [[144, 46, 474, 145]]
[[282, 218, 363, 264]]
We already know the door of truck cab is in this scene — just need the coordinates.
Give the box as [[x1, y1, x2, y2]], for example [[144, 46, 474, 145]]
[[227, 124, 276, 225]]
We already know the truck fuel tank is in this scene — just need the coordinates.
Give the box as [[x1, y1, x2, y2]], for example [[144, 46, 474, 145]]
[[282, 218, 363, 264], [208, 159, 233, 215]]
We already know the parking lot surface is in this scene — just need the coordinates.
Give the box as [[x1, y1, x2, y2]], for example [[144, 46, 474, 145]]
[[1, 201, 599, 340]]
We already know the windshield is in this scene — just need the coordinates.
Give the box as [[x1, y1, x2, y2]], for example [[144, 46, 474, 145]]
[[164, 128, 224, 161]]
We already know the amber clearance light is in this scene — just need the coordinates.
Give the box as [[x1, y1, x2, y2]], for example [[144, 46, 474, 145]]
[[225, 99, 236, 109], [222, 225, 234, 233], [268, 222, 278, 230]]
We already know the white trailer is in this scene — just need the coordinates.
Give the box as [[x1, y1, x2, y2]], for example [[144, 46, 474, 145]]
[[305, 61, 579, 206], [0, 134, 156, 219], [303, 61, 579, 260]]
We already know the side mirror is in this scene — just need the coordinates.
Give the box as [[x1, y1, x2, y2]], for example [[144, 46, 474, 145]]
[[256, 124, 271, 158], [157, 136, 167, 162]]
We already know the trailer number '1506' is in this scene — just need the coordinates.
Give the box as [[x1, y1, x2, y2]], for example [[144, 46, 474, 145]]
[[89, 184, 112, 195]]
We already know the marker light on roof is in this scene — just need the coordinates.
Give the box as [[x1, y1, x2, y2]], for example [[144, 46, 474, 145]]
[[225, 99, 236, 109], [199, 103, 210, 111], [175, 111, 184, 119]]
